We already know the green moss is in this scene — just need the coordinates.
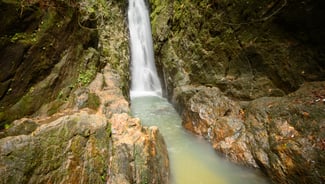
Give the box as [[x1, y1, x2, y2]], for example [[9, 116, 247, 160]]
[[106, 123, 111, 136], [4, 123, 11, 129], [77, 48, 99, 87], [77, 67, 96, 86], [14, 94, 34, 116], [37, 10, 57, 35], [10, 32, 37, 44], [87, 93, 100, 110], [47, 100, 65, 115]]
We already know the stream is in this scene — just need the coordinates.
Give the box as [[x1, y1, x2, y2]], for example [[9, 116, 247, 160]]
[[128, 0, 269, 183], [131, 96, 269, 184]]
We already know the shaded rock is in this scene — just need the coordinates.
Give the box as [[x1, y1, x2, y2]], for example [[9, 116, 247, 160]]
[[0, 0, 100, 127], [150, 0, 325, 100], [244, 81, 325, 183], [0, 119, 38, 139]]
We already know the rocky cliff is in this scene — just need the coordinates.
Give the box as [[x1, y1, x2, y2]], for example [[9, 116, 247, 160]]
[[150, 0, 324, 183], [0, 0, 169, 183]]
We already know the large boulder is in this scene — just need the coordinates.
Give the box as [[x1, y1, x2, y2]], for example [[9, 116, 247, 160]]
[[0, 112, 110, 184], [180, 86, 257, 167], [179, 82, 325, 183]]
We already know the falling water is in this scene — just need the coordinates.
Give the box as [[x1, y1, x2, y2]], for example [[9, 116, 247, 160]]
[[128, 0, 162, 98], [128, 0, 269, 183]]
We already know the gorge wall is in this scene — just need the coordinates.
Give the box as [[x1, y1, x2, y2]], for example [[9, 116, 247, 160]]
[[0, 0, 169, 183], [1, 0, 324, 183], [149, 0, 324, 183]]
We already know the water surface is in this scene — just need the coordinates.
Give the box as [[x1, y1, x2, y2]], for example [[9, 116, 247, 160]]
[[131, 96, 269, 184]]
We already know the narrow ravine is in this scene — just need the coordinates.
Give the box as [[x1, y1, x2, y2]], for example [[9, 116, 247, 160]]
[[131, 96, 269, 184], [128, 0, 269, 183]]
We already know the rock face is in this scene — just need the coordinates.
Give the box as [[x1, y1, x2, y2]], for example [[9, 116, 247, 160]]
[[0, 112, 110, 184], [108, 113, 169, 184], [150, 0, 325, 100], [180, 83, 325, 183], [150, 0, 325, 183], [0, 0, 169, 184]]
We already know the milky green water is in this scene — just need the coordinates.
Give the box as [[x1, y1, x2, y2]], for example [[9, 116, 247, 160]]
[[131, 96, 269, 184]]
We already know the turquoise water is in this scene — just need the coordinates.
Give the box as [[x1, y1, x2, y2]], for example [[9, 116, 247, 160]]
[[131, 96, 269, 184]]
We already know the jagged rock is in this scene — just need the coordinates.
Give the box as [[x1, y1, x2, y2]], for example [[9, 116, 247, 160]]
[[150, 0, 325, 100], [244, 82, 325, 183], [179, 82, 325, 183], [0, 119, 38, 139], [108, 113, 169, 184], [150, 0, 325, 183], [0, 111, 110, 184], [0, 0, 100, 127], [0, 110, 169, 184], [88, 64, 130, 118], [0, 1, 170, 184], [181, 86, 257, 167]]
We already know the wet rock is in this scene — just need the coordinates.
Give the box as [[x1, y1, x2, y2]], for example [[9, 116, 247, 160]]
[[181, 86, 257, 167], [88, 64, 130, 119], [150, 0, 325, 183], [179, 82, 325, 183], [0, 107, 169, 184], [108, 113, 169, 184]]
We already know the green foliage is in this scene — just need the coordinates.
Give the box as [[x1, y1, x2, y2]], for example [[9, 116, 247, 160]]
[[10, 32, 37, 44], [78, 70, 94, 86], [4, 123, 11, 129], [19, 0, 110, 31], [57, 90, 64, 99], [77, 64, 97, 86], [106, 123, 111, 135], [77, 0, 111, 30]]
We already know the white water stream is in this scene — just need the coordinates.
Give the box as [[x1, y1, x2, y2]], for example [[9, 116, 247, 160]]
[[128, 0, 162, 98], [128, 0, 269, 183]]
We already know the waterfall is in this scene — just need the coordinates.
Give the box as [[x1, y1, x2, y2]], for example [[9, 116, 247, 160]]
[[128, 0, 162, 98]]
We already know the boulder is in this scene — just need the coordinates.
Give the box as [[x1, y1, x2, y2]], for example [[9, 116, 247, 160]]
[[108, 113, 169, 184], [0, 111, 110, 184], [179, 82, 325, 183]]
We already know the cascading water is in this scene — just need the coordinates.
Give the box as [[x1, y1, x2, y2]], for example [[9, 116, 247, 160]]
[[128, 0, 162, 98], [128, 0, 269, 183]]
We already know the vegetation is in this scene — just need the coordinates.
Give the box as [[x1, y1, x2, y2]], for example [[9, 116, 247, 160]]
[[85, 93, 100, 110], [17, 0, 111, 30], [77, 65, 97, 86]]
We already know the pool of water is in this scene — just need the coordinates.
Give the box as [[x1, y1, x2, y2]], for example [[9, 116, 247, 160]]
[[131, 96, 269, 184]]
